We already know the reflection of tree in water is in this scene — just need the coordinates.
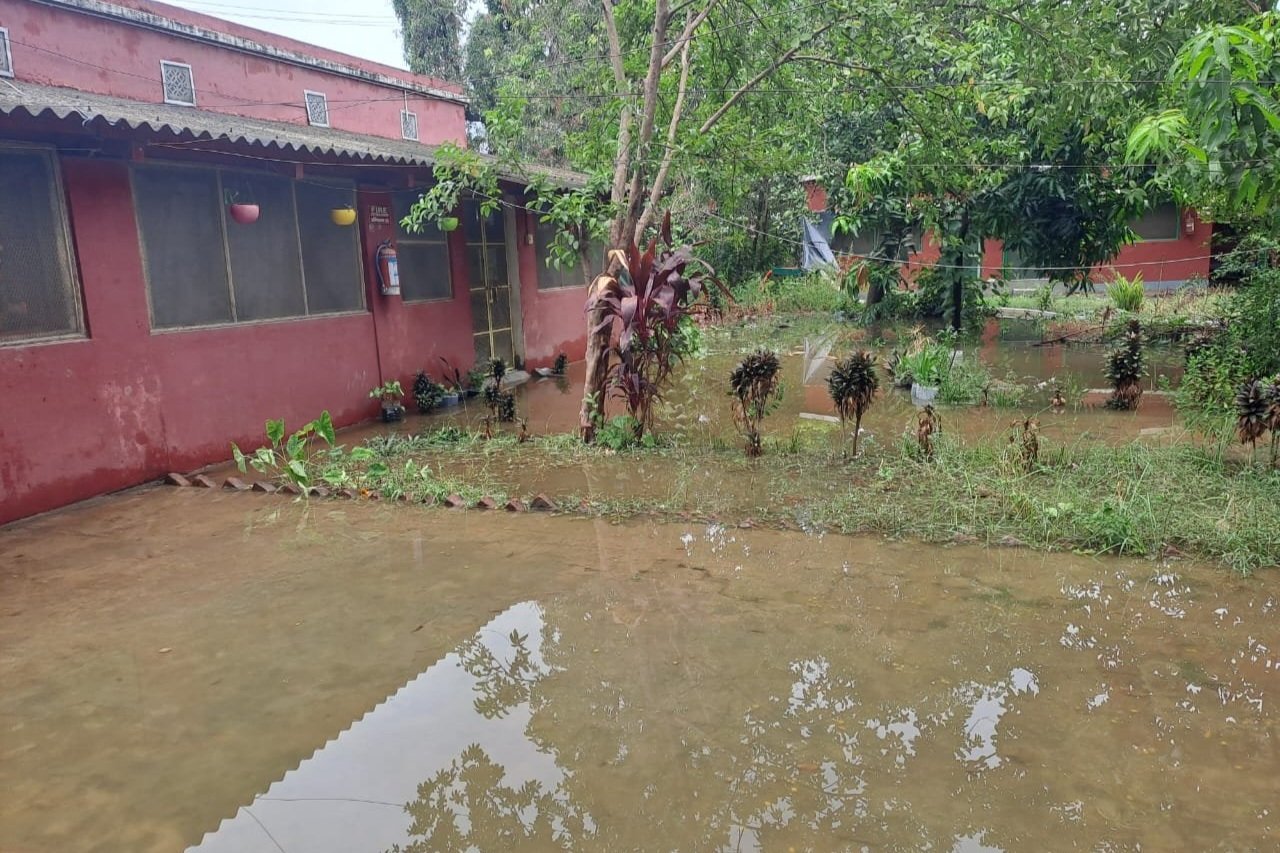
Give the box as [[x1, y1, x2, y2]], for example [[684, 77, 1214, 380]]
[[459, 629, 546, 720], [388, 616, 595, 852], [389, 743, 593, 852]]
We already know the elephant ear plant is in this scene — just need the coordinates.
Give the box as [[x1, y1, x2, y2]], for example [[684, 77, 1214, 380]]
[[729, 349, 782, 457], [232, 412, 336, 488], [586, 212, 725, 440], [827, 351, 879, 457]]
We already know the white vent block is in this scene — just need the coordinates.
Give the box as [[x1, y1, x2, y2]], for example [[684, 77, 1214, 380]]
[[401, 109, 419, 141], [160, 60, 195, 106], [304, 90, 329, 127]]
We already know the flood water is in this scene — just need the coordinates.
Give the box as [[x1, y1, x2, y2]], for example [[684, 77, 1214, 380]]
[[2, 488, 1275, 851]]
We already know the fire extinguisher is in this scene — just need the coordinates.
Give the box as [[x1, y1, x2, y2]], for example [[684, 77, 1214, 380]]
[[375, 240, 401, 297]]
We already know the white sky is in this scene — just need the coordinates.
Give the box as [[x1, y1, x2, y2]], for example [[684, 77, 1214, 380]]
[[163, 0, 410, 70]]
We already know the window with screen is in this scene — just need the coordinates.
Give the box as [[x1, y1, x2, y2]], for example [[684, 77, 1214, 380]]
[[0, 146, 84, 344], [393, 190, 453, 302], [134, 165, 364, 330], [1130, 203, 1180, 241], [534, 219, 602, 290], [1002, 246, 1046, 283]]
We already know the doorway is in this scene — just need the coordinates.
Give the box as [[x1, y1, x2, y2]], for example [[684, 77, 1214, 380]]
[[464, 199, 515, 367]]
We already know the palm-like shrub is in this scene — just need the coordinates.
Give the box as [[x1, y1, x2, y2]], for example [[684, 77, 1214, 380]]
[[1105, 319, 1146, 410], [827, 351, 879, 457], [1236, 378, 1270, 455], [729, 349, 782, 457]]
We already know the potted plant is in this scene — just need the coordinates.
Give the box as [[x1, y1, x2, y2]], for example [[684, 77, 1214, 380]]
[[897, 344, 947, 403], [330, 205, 357, 226], [224, 190, 259, 225], [465, 366, 488, 397], [412, 371, 447, 413], [369, 380, 405, 422]]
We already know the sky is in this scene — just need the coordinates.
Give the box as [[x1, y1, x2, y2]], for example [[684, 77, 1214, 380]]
[[163, 0, 410, 70]]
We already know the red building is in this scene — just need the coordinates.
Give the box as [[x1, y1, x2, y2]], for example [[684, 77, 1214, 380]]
[[0, 0, 591, 525], [799, 177, 1213, 288]]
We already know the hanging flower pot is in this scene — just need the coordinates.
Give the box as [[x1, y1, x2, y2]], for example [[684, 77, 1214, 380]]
[[228, 203, 260, 225], [438, 216, 459, 232], [330, 206, 357, 226]]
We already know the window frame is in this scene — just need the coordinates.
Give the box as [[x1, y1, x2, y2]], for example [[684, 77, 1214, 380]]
[[131, 160, 366, 334], [1129, 202, 1182, 243], [304, 90, 330, 128], [0, 142, 86, 348], [392, 190, 454, 304], [159, 60, 196, 107], [0, 27, 14, 79], [401, 109, 419, 141]]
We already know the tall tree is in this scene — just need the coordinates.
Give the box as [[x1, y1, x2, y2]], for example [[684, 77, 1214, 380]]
[[393, 0, 465, 82]]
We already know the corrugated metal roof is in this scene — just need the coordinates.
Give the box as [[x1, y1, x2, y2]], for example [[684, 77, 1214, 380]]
[[0, 81, 587, 189]]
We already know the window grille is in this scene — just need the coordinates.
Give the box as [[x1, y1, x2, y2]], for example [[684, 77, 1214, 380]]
[[401, 110, 419, 141], [134, 164, 364, 329], [0, 28, 13, 78], [160, 61, 195, 106], [0, 146, 84, 343], [304, 91, 330, 127], [393, 191, 452, 301]]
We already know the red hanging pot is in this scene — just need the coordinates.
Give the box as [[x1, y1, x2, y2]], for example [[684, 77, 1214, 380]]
[[228, 203, 260, 225]]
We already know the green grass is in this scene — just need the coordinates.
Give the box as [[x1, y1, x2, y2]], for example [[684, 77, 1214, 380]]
[[729, 272, 852, 315]]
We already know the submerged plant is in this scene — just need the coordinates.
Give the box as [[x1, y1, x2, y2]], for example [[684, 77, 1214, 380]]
[[1105, 319, 1146, 410], [553, 352, 568, 375], [232, 412, 336, 488], [413, 371, 444, 413], [482, 358, 517, 423], [729, 349, 783, 457], [1235, 378, 1270, 459], [827, 350, 879, 457], [916, 404, 941, 459], [586, 213, 724, 441], [1010, 416, 1041, 470]]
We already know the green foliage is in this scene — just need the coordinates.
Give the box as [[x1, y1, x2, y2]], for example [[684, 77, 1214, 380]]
[[1130, 12, 1280, 224], [413, 372, 445, 413], [895, 342, 949, 388], [596, 415, 656, 451], [392, 0, 464, 81], [1107, 273, 1145, 312], [369, 380, 404, 401], [231, 412, 336, 488], [733, 272, 849, 315]]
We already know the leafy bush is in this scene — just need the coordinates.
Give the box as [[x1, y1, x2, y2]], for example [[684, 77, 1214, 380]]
[[232, 412, 336, 488], [596, 415, 656, 450], [729, 349, 783, 457], [895, 342, 950, 387], [1107, 273, 1145, 312]]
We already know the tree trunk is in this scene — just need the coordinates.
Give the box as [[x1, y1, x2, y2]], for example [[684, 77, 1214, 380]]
[[951, 211, 971, 333]]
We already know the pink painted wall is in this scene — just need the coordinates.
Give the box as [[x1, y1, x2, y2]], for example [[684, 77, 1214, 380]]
[[0, 0, 466, 145], [513, 207, 590, 368], [0, 157, 382, 524]]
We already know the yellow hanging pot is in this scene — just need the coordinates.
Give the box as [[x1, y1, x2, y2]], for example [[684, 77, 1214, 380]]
[[330, 206, 357, 226]]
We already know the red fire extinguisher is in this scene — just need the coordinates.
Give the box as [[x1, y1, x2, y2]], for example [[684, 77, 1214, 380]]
[[375, 240, 400, 297]]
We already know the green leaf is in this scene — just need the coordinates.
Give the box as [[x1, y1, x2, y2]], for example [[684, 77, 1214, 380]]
[[266, 419, 285, 446], [285, 433, 305, 461], [314, 411, 336, 446], [231, 444, 247, 473], [286, 459, 308, 485]]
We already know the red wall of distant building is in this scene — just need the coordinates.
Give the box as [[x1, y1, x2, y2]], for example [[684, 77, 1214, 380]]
[[0, 0, 466, 145]]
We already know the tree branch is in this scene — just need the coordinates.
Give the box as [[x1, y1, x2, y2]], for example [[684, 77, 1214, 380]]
[[602, 0, 634, 245], [697, 18, 841, 135], [661, 0, 718, 68], [620, 0, 672, 246], [637, 40, 692, 238]]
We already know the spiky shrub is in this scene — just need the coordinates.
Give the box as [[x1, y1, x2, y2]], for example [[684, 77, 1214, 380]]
[[729, 349, 782, 457], [916, 404, 941, 459], [1104, 319, 1146, 410], [827, 351, 879, 457], [586, 213, 724, 440], [1236, 378, 1270, 457]]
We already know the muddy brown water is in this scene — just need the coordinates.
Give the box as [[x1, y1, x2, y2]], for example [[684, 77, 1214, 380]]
[[1, 488, 1275, 852]]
